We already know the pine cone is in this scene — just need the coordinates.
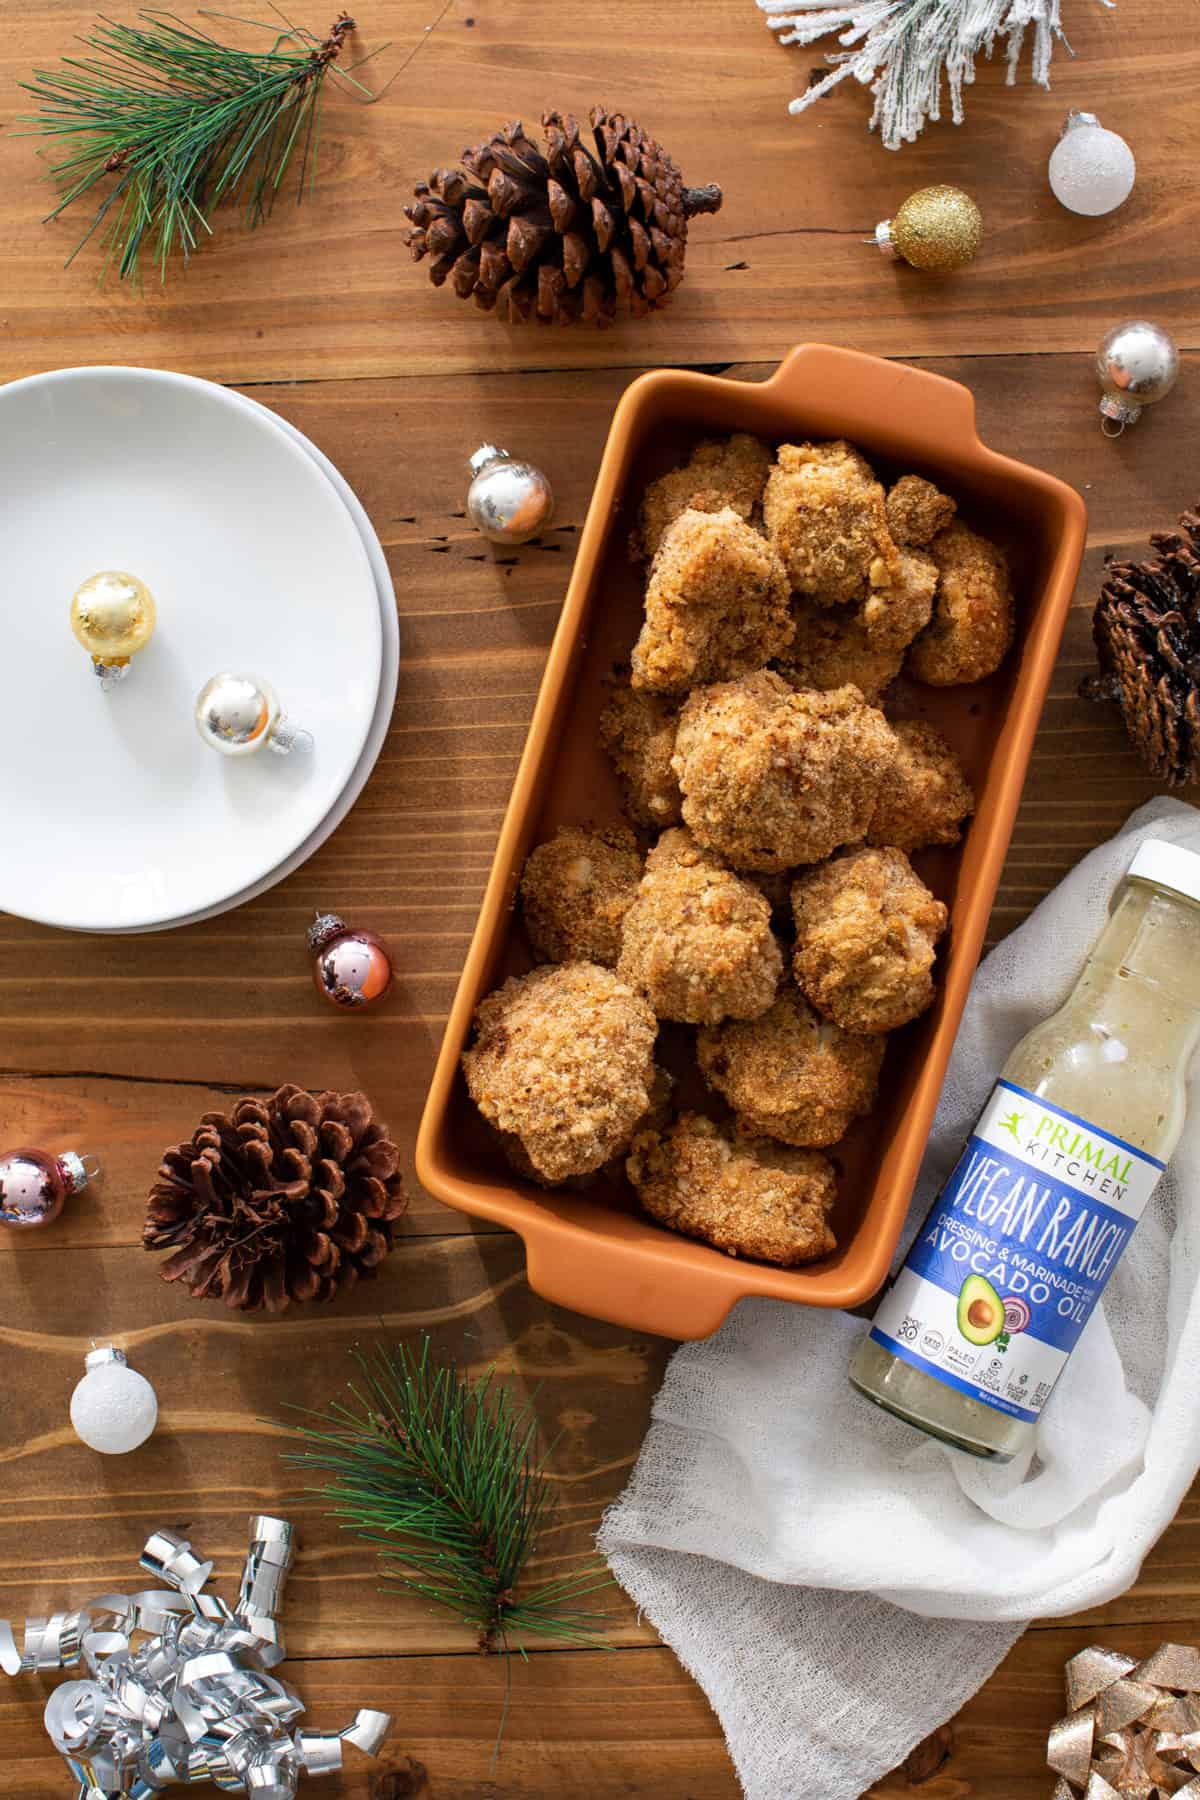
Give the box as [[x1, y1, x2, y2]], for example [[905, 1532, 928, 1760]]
[[145, 1085, 408, 1312], [1085, 507, 1200, 785], [404, 107, 723, 327]]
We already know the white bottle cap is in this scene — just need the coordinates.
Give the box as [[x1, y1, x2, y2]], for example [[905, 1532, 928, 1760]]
[[1126, 839, 1200, 906]]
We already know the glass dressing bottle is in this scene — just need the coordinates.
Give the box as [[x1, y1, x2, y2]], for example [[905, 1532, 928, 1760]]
[[850, 839, 1200, 1462]]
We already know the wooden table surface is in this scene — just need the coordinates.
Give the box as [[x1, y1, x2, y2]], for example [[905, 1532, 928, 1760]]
[[1, 1, 1198, 1794]]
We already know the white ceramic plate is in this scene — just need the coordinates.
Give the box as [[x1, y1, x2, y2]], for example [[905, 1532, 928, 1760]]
[[91, 394, 400, 934], [0, 368, 382, 932]]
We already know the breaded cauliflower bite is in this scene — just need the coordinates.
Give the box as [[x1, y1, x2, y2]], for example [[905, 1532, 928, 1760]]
[[627, 1111, 837, 1265], [636, 433, 772, 561], [763, 440, 899, 604], [777, 602, 904, 704], [697, 983, 885, 1148], [631, 508, 793, 693], [616, 828, 782, 1025], [792, 847, 948, 1035], [598, 679, 683, 830], [886, 475, 956, 548], [519, 824, 642, 968], [907, 521, 1014, 687], [672, 670, 897, 873], [867, 720, 975, 852], [462, 962, 657, 1185], [497, 1061, 675, 1188], [862, 549, 938, 651]]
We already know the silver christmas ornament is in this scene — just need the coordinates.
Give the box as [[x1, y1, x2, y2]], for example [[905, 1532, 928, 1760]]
[[466, 444, 555, 545], [195, 672, 313, 757], [1049, 111, 1136, 216], [1096, 319, 1180, 435]]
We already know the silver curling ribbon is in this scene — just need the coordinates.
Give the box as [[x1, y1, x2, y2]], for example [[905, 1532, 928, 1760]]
[[4, 1515, 391, 1798], [342, 1708, 392, 1755], [293, 1731, 343, 1776], [139, 1529, 214, 1595], [0, 1609, 92, 1673], [44, 1680, 117, 1754], [295, 1706, 393, 1772], [244, 1755, 300, 1799], [237, 1516, 295, 1666]]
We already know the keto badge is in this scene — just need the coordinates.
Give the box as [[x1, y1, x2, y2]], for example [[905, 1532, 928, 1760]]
[[869, 1080, 1163, 1421]]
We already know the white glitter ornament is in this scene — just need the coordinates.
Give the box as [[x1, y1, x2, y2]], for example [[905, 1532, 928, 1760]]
[[69, 1344, 158, 1454], [1049, 111, 1136, 217]]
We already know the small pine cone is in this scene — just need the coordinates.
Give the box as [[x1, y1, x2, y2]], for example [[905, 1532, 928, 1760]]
[[145, 1085, 408, 1312], [1085, 506, 1200, 785], [404, 106, 722, 327]]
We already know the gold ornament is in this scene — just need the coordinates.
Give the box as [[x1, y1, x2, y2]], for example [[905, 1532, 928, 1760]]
[[70, 569, 157, 687], [876, 185, 982, 273]]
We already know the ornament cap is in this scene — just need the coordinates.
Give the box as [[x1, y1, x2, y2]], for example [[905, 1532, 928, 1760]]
[[58, 1150, 99, 1196], [84, 1342, 128, 1371], [1099, 393, 1142, 431], [266, 714, 313, 757], [469, 443, 510, 476], [308, 911, 348, 953], [874, 218, 898, 259], [1061, 108, 1102, 136]]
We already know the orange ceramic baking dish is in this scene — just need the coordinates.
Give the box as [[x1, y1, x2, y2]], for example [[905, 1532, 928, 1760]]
[[416, 344, 1088, 1340]]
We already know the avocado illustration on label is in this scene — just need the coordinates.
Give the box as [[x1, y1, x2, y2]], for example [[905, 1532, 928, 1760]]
[[957, 1274, 1005, 1347]]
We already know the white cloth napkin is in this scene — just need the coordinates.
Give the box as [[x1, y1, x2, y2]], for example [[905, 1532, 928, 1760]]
[[599, 796, 1200, 1800]]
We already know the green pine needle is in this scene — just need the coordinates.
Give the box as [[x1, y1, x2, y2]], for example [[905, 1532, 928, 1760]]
[[278, 1339, 613, 1654], [19, 9, 375, 283]]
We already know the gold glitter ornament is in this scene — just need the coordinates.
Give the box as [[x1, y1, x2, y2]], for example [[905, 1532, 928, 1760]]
[[875, 185, 982, 273], [70, 569, 157, 687]]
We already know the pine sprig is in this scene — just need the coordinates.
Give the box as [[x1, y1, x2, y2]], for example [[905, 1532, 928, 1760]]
[[19, 9, 371, 282], [280, 1339, 612, 1653]]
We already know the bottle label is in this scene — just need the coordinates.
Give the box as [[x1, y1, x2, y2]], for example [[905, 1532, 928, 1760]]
[[869, 1079, 1163, 1422]]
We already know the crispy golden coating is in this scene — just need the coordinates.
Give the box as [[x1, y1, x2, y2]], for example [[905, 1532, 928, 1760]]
[[886, 475, 956, 548], [697, 983, 885, 1148], [763, 440, 900, 604], [598, 680, 683, 829], [792, 847, 948, 1034], [627, 1111, 837, 1266], [907, 521, 1014, 687], [636, 434, 773, 560], [778, 601, 904, 704], [867, 721, 975, 852], [672, 670, 897, 873], [499, 1061, 674, 1188], [616, 828, 782, 1025], [631, 508, 793, 693], [862, 549, 938, 652], [462, 962, 657, 1185], [519, 824, 643, 968]]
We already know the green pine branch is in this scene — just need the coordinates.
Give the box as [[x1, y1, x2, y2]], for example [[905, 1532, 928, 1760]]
[[279, 1338, 612, 1653], [19, 9, 376, 283]]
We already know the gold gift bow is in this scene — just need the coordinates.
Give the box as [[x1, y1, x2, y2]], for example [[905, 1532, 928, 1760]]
[[1049, 1644, 1200, 1798]]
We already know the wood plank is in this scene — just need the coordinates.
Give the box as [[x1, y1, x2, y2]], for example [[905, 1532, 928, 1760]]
[[0, 3, 1195, 382], [1, 1645, 736, 1799], [0, 1077, 500, 1240], [3, 1624, 1199, 1798]]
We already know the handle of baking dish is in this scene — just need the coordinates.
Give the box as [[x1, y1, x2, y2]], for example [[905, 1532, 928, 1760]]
[[522, 1228, 734, 1343], [764, 343, 980, 449]]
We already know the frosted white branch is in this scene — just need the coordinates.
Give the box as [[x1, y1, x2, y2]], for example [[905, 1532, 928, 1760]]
[[756, 0, 1116, 148]]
